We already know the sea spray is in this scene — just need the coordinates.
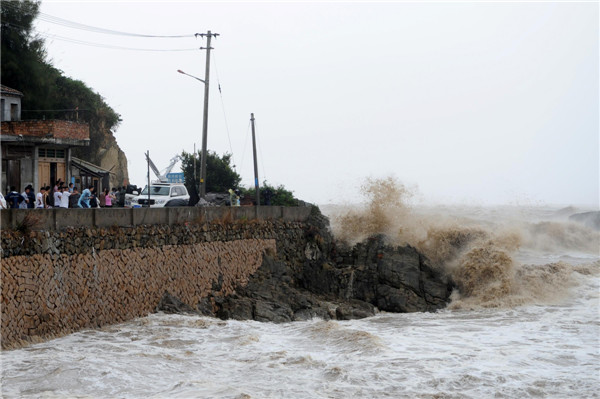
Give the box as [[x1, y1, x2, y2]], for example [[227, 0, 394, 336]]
[[331, 176, 599, 309]]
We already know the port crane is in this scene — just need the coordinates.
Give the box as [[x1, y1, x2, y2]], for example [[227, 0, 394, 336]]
[[145, 153, 181, 183]]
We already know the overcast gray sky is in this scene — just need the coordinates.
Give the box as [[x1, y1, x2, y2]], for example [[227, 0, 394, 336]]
[[36, 1, 598, 206]]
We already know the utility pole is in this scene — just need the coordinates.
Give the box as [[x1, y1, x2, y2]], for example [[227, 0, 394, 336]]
[[146, 150, 151, 207], [197, 30, 219, 199], [250, 113, 260, 206]]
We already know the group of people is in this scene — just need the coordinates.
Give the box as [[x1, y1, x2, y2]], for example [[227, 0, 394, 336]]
[[3, 179, 127, 209]]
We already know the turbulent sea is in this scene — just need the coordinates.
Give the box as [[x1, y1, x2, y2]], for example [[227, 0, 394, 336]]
[[2, 204, 599, 398]]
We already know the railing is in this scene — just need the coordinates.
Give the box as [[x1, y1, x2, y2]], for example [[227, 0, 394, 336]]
[[0, 206, 312, 231]]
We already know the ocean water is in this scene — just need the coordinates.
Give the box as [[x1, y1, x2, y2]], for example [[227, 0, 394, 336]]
[[1, 203, 599, 398]]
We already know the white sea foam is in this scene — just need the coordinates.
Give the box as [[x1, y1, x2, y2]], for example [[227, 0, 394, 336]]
[[2, 202, 599, 398], [1, 266, 598, 398]]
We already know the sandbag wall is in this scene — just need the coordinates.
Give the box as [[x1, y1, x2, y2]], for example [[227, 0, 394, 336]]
[[1, 220, 308, 349]]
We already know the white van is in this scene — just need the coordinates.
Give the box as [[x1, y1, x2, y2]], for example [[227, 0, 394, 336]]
[[131, 183, 190, 208]]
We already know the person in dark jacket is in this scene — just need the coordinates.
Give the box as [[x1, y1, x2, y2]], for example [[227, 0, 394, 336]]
[[6, 187, 23, 209], [69, 187, 81, 208], [118, 186, 126, 207], [25, 185, 35, 208]]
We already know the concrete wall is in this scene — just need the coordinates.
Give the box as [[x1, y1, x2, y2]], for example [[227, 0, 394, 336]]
[[1, 218, 311, 349], [0, 206, 312, 231]]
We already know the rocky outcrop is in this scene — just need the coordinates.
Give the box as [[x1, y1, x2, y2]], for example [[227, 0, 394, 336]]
[[165, 207, 455, 322], [71, 123, 129, 188]]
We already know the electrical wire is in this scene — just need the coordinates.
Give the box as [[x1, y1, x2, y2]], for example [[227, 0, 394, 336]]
[[36, 11, 196, 38], [212, 52, 237, 171], [22, 108, 89, 112], [2, 21, 199, 51], [42, 30, 199, 52]]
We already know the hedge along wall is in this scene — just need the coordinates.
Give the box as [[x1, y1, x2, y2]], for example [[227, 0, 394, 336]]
[[1, 219, 309, 349]]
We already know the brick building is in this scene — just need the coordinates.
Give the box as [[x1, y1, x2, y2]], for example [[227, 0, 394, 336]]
[[0, 84, 91, 193]]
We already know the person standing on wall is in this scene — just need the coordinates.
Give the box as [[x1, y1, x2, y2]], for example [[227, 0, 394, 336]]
[[59, 186, 70, 208], [118, 186, 126, 207], [69, 187, 80, 208], [99, 188, 106, 207], [36, 187, 45, 208], [104, 188, 114, 208], [19, 186, 30, 209], [78, 186, 93, 208], [25, 185, 35, 208], [6, 187, 23, 209], [89, 187, 99, 208], [53, 186, 62, 209], [45, 185, 53, 208]]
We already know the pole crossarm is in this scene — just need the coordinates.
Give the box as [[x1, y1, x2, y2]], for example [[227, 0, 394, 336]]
[[195, 32, 220, 39]]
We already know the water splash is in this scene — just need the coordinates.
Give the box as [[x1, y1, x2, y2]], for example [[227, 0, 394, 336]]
[[329, 176, 600, 309]]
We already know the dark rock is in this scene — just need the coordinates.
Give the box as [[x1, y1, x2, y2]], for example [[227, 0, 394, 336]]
[[215, 296, 253, 320], [197, 297, 215, 317], [156, 291, 196, 314], [335, 300, 376, 320], [254, 300, 293, 323]]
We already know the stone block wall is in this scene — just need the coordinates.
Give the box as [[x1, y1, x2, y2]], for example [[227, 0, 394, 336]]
[[1, 220, 309, 349]]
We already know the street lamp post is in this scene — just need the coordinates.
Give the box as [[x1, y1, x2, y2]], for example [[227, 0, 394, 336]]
[[177, 30, 219, 199]]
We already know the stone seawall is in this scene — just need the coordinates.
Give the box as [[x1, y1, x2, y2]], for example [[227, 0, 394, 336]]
[[1, 220, 306, 349]]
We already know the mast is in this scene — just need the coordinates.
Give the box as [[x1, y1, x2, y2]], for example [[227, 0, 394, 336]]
[[197, 30, 219, 198], [250, 113, 260, 206]]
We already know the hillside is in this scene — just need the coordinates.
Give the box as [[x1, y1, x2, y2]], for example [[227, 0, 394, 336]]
[[1, 0, 128, 187]]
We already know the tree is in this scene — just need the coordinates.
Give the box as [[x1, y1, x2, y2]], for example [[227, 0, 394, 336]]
[[1, 0, 121, 128], [241, 181, 298, 206], [180, 150, 241, 196]]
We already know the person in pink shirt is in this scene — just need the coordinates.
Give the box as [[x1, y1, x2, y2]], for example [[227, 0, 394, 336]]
[[103, 188, 114, 207]]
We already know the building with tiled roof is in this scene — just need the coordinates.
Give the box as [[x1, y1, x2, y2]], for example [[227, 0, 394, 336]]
[[0, 85, 24, 98], [1, 85, 93, 195]]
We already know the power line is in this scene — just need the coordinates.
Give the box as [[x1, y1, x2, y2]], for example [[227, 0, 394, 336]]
[[23, 108, 89, 111], [42, 31, 200, 52], [212, 52, 236, 171], [36, 11, 196, 38], [3, 21, 199, 51]]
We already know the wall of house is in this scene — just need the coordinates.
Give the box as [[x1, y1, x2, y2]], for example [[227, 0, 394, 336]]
[[1, 120, 89, 140], [0, 95, 21, 122], [0, 207, 314, 349], [1, 145, 35, 194]]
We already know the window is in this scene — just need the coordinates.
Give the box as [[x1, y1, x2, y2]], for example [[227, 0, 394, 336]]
[[10, 103, 18, 121], [141, 186, 170, 196], [38, 148, 65, 159]]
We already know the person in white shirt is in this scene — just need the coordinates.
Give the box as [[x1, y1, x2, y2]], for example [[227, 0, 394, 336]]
[[36, 187, 45, 208], [60, 186, 71, 208], [54, 187, 62, 207]]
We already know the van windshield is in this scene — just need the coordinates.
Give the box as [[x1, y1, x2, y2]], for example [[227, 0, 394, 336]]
[[140, 186, 170, 196]]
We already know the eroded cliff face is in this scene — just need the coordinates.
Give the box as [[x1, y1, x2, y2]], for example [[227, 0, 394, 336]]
[[72, 121, 129, 188]]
